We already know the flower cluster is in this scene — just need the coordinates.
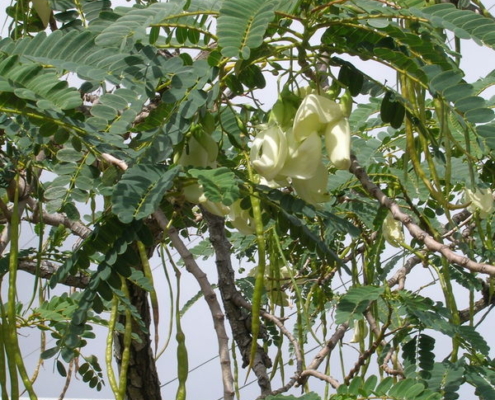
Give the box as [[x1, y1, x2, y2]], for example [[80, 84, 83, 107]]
[[177, 130, 256, 233], [250, 93, 352, 204]]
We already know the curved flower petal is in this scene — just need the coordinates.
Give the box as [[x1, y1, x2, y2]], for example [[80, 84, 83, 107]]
[[293, 94, 344, 141], [183, 182, 207, 204], [382, 212, 404, 247], [279, 130, 322, 179], [325, 118, 351, 170], [465, 188, 494, 219], [291, 162, 330, 204], [250, 125, 288, 181], [202, 200, 230, 217], [229, 200, 256, 235]]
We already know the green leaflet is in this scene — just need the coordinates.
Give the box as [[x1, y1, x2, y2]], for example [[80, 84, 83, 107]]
[[95, 1, 186, 48], [112, 164, 180, 223], [335, 286, 384, 324], [217, 0, 280, 59], [0, 54, 81, 110], [189, 167, 239, 206], [412, 3, 495, 50], [402, 334, 436, 379]]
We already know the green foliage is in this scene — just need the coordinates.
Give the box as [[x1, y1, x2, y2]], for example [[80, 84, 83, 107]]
[[112, 164, 180, 223], [335, 286, 384, 324], [2, 0, 495, 399], [190, 167, 240, 205], [217, 0, 280, 59]]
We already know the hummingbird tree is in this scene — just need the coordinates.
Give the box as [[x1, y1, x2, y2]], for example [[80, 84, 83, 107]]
[[1, 0, 495, 399]]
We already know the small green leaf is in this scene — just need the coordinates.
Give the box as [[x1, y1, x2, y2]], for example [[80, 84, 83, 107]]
[[57, 360, 67, 377], [40, 347, 59, 360], [189, 167, 240, 206]]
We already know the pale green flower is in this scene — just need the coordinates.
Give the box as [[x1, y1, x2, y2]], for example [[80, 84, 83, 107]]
[[228, 200, 256, 235], [291, 162, 331, 204], [293, 94, 344, 141], [382, 212, 404, 247], [465, 187, 494, 219], [250, 125, 288, 181], [278, 129, 322, 179], [183, 182, 230, 217], [324, 118, 351, 170]]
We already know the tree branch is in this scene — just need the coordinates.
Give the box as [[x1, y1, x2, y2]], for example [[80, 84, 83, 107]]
[[26, 197, 91, 239], [202, 210, 272, 397], [349, 155, 495, 276]]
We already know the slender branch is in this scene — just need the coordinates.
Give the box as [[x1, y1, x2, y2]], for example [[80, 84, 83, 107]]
[[349, 155, 495, 276], [154, 209, 235, 400], [299, 322, 349, 385], [26, 197, 91, 239], [17, 260, 90, 288], [299, 369, 340, 388], [386, 254, 423, 290]]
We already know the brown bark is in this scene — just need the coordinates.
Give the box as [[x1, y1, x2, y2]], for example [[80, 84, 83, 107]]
[[114, 279, 162, 400], [202, 210, 272, 397]]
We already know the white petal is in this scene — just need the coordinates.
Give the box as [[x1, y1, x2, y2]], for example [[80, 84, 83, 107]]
[[279, 130, 322, 179], [250, 126, 288, 180], [293, 94, 344, 141], [291, 162, 331, 204], [325, 118, 351, 170], [465, 188, 494, 219], [382, 212, 404, 247]]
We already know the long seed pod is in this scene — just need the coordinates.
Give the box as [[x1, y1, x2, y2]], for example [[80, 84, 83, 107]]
[[173, 265, 188, 400]]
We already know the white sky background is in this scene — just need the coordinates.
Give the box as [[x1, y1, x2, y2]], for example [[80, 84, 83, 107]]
[[1, 1, 495, 399]]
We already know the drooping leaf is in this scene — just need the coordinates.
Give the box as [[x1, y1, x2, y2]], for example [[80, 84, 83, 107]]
[[112, 164, 180, 223], [335, 286, 384, 324]]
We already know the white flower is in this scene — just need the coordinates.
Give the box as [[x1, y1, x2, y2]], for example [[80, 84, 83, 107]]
[[250, 125, 288, 181], [324, 118, 351, 170], [465, 188, 494, 219], [291, 162, 331, 204], [178, 131, 218, 168], [382, 212, 404, 247], [228, 200, 256, 235], [278, 129, 322, 179], [292, 94, 344, 141], [202, 200, 230, 217]]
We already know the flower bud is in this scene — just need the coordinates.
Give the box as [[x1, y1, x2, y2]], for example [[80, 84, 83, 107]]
[[339, 90, 353, 118], [350, 320, 368, 343], [382, 212, 404, 247], [250, 125, 288, 181], [324, 118, 351, 170], [228, 200, 256, 235], [465, 187, 494, 219]]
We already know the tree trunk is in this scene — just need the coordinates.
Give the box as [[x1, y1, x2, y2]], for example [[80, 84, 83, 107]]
[[115, 280, 162, 400]]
